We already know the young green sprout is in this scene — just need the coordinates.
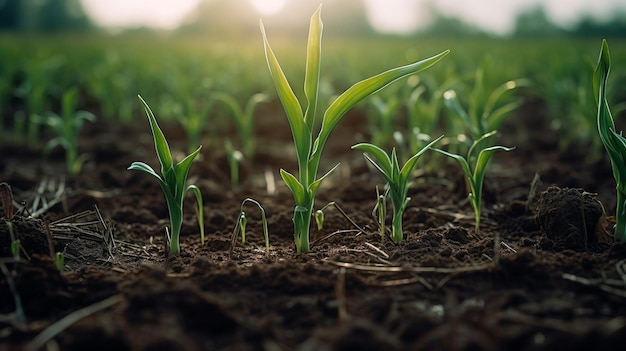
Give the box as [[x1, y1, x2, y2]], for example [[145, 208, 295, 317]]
[[261, 5, 449, 253], [434, 131, 513, 234], [353, 136, 442, 243], [43, 87, 96, 174], [231, 198, 270, 255], [214, 92, 268, 157], [443, 57, 527, 141], [593, 39, 626, 242], [373, 186, 387, 241], [225, 140, 244, 189], [128, 96, 205, 256]]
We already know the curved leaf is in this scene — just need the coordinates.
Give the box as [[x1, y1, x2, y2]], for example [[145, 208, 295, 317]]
[[399, 135, 443, 184], [138, 95, 173, 173], [280, 169, 306, 205], [174, 145, 202, 199], [261, 21, 310, 167], [304, 5, 322, 130], [187, 184, 205, 245], [352, 143, 393, 180], [309, 163, 339, 197], [318, 50, 450, 151]]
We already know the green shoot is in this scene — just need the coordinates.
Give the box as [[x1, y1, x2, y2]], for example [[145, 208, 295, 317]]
[[373, 186, 387, 241], [443, 58, 527, 141], [214, 92, 268, 157], [353, 136, 443, 243], [179, 97, 213, 154], [315, 209, 324, 231], [43, 87, 96, 174], [593, 39, 626, 242], [128, 95, 205, 256], [231, 198, 270, 255], [434, 132, 514, 234], [225, 140, 244, 189], [55, 251, 65, 272], [261, 5, 449, 253]]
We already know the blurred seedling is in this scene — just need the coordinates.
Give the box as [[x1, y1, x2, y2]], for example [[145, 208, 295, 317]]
[[214, 92, 269, 157], [443, 57, 528, 142], [43, 87, 96, 175], [225, 140, 244, 189], [128, 96, 205, 256]]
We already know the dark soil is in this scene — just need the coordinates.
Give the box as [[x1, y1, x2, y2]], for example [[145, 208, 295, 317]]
[[1, 99, 626, 351]]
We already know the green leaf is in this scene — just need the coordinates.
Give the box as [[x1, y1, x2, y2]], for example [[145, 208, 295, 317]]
[[187, 184, 205, 245], [280, 169, 306, 205], [138, 95, 173, 173], [433, 148, 472, 181], [474, 145, 514, 181], [309, 163, 339, 196], [318, 49, 450, 150], [443, 89, 476, 137], [399, 135, 443, 184], [128, 161, 163, 181], [352, 143, 393, 180], [260, 21, 310, 167], [174, 145, 202, 198], [304, 5, 322, 131]]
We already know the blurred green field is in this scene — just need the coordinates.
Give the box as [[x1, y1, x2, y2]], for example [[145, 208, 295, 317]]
[[1, 34, 625, 159]]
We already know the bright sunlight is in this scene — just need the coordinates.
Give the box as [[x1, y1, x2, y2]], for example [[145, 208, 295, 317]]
[[249, 0, 288, 15]]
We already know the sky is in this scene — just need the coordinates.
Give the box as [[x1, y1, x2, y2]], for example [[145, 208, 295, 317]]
[[80, 0, 626, 35]]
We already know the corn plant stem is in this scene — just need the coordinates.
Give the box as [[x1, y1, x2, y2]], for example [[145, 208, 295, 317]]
[[391, 209, 403, 243], [166, 204, 183, 256], [294, 201, 314, 253]]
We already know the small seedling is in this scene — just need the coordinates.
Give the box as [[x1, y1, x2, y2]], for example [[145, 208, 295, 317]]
[[373, 185, 387, 241], [443, 57, 527, 141], [593, 39, 626, 242], [128, 96, 205, 256], [225, 140, 244, 189], [261, 5, 449, 253], [214, 92, 268, 157], [231, 198, 270, 255], [43, 87, 96, 174], [434, 131, 513, 234], [353, 136, 442, 243], [55, 251, 65, 272]]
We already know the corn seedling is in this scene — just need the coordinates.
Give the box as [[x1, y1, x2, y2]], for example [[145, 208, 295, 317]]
[[261, 6, 449, 253], [43, 87, 96, 174], [443, 58, 527, 141], [594, 39, 626, 242], [128, 96, 205, 256], [231, 198, 270, 255], [214, 92, 268, 157], [367, 94, 402, 149], [373, 186, 387, 242], [225, 140, 244, 189], [178, 94, 214, 154], [353, 136, 442, 243], [434, 131, 514, 234]]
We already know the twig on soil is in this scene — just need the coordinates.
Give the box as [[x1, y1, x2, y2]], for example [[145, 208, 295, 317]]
[[0, 262, 26, 325], [562, 271, 626, 298], [364, 242, 389, 259], [326, 260, 492, 274], [25, 294, 122, 351], [379, 276, 434, 290], [14, 177, 68, 218]]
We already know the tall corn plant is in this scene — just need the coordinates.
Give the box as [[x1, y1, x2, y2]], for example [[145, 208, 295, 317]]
[[261, 5, 449, 253], [594, 39, 626, 242]]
